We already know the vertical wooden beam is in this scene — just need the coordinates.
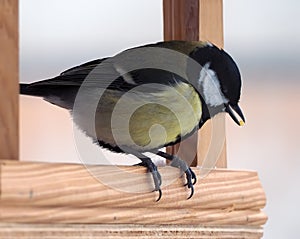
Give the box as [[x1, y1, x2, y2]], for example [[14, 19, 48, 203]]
[[199, 0, 224, 48], [163, 0, 199, 41], [198, 0, 226, 168], [163, 0, 226, 168], [163, 0, 200, 167], [0, 0, 19, 160]]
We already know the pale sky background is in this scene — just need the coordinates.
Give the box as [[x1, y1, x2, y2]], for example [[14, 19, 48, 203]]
[[20, 1, 300, 238]]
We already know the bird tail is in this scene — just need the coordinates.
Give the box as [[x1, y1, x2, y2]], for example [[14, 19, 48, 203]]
[[20, 83, 46, 97], [20, 83, 30, 95]]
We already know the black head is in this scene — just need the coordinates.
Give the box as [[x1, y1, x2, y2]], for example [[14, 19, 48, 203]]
[[189, 43, 245, 126]]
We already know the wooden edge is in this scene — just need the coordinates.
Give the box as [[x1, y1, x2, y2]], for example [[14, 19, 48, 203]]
[[0, 160, 267, 211], [0, 0, 19, 160], [0, 223, 264, 239], [0, 205, 267, 226]]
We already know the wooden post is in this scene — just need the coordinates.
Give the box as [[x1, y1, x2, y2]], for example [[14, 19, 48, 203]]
[[198, 0, 227, 169], [199, 0, 224, 48], [163, 0, 199, 41], [0, 0, 19, 160], [163, 0, 227, 168]]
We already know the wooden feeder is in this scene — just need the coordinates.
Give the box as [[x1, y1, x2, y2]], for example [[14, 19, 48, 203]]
[[0, 0, 267, 238]]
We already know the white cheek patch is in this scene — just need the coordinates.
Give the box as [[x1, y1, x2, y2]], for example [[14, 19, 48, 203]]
[[198, 63, 229, 107]]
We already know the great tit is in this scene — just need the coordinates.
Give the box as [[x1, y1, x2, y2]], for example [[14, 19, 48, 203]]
[[20, 40, 245, 201]]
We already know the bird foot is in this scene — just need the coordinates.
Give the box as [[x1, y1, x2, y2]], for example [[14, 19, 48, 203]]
[[136, 159, 162, 201], [170, 156, 197, 199]]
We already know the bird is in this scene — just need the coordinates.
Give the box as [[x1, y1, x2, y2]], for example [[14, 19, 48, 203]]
[[20, 40, 245, 201]]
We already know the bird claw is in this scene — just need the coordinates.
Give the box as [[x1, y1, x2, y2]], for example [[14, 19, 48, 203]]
[[187, 185, 194, 200], [184, 167, 196, 199], [151, 170, 162, 201], [138, 153, 197, 201], [184, 168, 197, 186], [155, 189, 162, 202], [138, 158, 163, 201], [169, 156, 197, 199]]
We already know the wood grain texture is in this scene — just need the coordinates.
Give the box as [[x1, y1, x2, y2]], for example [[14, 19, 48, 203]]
[[0, 206, 267, 226], [199, 0, 224, 48], [0, 224, 264, 239], [163, 0, 199, 41], [0, 160, 267, 227], [0, 160, 267, 210], [0, 0, 18, 160]]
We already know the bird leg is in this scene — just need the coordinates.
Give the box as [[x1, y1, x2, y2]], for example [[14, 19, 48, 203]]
[[133, 154, 162, 201], [156, 151, 196, 199]]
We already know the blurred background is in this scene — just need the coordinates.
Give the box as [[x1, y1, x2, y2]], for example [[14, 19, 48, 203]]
[[20, 0, 300, 238]]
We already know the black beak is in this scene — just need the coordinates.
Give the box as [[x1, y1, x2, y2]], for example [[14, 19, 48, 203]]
[[225, 103, 245, 126]]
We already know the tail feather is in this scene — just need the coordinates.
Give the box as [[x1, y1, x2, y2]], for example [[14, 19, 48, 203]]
[[20, 83, 42, 96], [20, 82, 78, 109], [20, 83, 32, 95], [20, 83, 50, 97]]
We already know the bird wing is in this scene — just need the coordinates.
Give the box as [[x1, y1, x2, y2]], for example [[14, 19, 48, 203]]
[[26, 40, 209, 90], [28, 58, 187, 92]]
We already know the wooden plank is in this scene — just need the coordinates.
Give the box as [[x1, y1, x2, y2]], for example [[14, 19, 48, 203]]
[[0, 206, 267, 226], [0, 160, 267, 232], [0, 224, 264, 239], [0, 0, 19, 160], [163, 0, 227, 168], [0, 160, 266, 210]]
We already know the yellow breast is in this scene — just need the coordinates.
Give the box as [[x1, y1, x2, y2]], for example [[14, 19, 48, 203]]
[[75, 82, 202, 152]]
